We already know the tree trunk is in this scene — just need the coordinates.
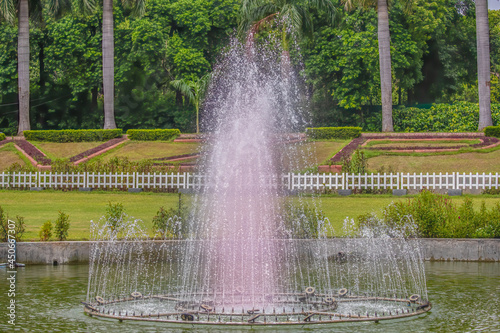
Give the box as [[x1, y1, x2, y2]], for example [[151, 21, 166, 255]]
[[17, 0, 30, 135], [476, 0, 492, 131], [102, 0, 116, 129], [377, 0, 393, 132]]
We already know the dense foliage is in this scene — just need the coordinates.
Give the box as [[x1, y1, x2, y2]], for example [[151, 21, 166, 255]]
[[484, 125, 500, 137], [352, 102, 500, 132], [0, 0, 498, 133], [0, 206, 26, 242], [54, 211, 70, 241], [0, 133, 5, 141], [126, 128, 180, 140], [306, 126, 362, 139], [24, 129, 123, 142], [357, 190, 500, 238]]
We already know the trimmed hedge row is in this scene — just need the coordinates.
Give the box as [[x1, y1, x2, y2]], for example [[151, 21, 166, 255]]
[[0, 133, 5, 141], [126, 129, 181, 141], [306, 127, 362, 140], [484, 126, 500, 138], [23, 129, 123, 142]]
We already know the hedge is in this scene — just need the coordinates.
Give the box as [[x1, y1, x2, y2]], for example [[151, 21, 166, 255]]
[[23, 129, 123, 142], [126, 129, 181, 141], [484, 126, 500, 138], [0, 133, 5, 141], [306, 127, 362, 140]]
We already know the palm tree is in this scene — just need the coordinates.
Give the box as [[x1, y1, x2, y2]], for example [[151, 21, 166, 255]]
[[0, 0, 68, 135], [171, 74, 211, 134], [239, 0, 337, 54], [343, 0, 408, 132], [476, 0, 492, 130], [99, 0, 145, 129]]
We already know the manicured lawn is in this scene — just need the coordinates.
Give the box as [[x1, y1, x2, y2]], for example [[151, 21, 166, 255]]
[[364, 139, 480, 148], [0, 190, 181, 241], [2, 190, 499, 241], [0, 143, 28, 170], [30, 141, 106, 159], [99, 141, 200, 162], [282, 140, 349, 171], [366, 149, 500, 173]]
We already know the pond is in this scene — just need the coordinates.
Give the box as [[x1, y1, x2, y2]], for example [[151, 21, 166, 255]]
[[0, 262, 498, 332]]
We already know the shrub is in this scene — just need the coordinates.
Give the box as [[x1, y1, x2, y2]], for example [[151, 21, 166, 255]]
[[0, 133, 5, 141], [306, 127, 362, 140], [39, 221, 53, 241], [484, 126, 500, 138], [54, 211, 70, 241], [357, 191, 500, 238], [105, 202, 125, 230], [127, 129, 181, 141], [341, 149, 367, 173], [0, 207, 26, 242], [281, 202, 327, 239], [152, 207, 186, 239], [23, 129, 123, 142], [393, 102, 500, 132]]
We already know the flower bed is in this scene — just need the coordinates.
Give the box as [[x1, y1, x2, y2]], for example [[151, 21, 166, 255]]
[[15, 140, 52, 165], [69, 137, 128, 163], [329, 133, 499, 163]]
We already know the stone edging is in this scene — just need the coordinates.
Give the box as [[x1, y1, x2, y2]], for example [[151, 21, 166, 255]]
[[0, 239, 498, 265]]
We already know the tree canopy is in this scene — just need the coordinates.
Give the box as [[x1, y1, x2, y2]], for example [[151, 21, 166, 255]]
[[0, 0, 498, 134]]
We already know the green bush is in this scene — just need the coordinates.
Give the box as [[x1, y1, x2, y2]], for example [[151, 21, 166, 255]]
[[484, 126, 500, 138], [393, 102, 500, 132], [39, 221, 53, 241], [126, 129, 181, 141], [306, 127, 362, 140], [23, 129, 123, 142], [0, 133, 5, 141], [105, 202, 125, 230], [54, 211, 70, 241], [357, 191, 500, 238], [341, 149, 367, 173], [282, 202, 326, 239], [0, 206, 26, 242], [152, 206, 186, 239]]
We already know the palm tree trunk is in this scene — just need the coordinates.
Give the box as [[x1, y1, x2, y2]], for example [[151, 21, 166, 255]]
[[476, 0, 492, 131], [17, 0, 30, 135], [377, 0, 393, 132], [102, 0, 116, 129]]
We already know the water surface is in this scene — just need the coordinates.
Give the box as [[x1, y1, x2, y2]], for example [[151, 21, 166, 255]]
[[0, 262, 498, 332]]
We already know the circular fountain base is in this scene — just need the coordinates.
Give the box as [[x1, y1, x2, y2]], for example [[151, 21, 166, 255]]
[[83, 291, 431, 326]]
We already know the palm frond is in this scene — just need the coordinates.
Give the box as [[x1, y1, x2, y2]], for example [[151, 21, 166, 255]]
[[239, 1, 278, 36], [197, 73, 211, 104], [171, 79, 195, 105], [28, 0, 43, 22], [46, 0, 72, 19], [281, 4, 303, 33], [75, 0, 96, 15], [123, 0, 145, 17], [0, 0, 16, 23], [309, 0, 339, 24]]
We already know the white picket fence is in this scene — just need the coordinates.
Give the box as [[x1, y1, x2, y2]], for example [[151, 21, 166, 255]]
[[0, 172, 500, 191], [0, 172, 498, 191]]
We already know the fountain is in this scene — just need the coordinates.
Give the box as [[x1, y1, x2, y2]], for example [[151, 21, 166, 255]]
[[84, 35, 431, 326]]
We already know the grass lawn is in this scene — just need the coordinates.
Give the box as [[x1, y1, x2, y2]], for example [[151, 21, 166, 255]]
[[366, 149, 500, 173], [30, 141, 106, 160], [0, 143, 28, 170], [364, 139, 480, 149], [2, 190, 499, 241], [282, 140, 349, 171], [99, 141, 200, 162]]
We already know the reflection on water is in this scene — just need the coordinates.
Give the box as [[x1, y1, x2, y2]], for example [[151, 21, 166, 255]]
[[0, 262, 499, 332]]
